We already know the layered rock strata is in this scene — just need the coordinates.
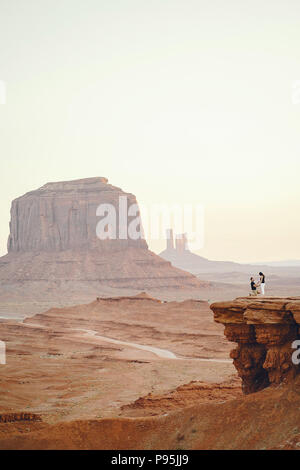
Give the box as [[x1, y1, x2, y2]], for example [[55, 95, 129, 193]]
[[0, 178, 206, 299], [7, 177, 146, 253], [210, 297, 300, 394]]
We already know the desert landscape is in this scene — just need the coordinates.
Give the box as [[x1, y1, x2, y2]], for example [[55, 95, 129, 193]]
[[0, 177, 299, 450], [1, 1, 300, 454], [0, 295, 237, 426], [160, 229, 300, 300], [1, 294, 300, 450]]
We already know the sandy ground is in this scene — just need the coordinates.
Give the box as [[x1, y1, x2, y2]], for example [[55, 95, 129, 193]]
[[1, 376, 299, 450], [0, 294, 236, 426], [2, 292, 300, 450]]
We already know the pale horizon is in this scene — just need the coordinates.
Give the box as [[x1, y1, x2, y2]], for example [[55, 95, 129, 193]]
[[1, 0, 300, 263]]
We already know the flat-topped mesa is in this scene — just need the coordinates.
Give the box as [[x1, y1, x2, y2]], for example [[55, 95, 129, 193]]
[[0, 177, 205, 294], [210, 297, 300, 394], [7, 177, 147, 253]]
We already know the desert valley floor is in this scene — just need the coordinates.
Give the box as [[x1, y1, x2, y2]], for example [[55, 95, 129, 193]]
[[0, 294, 238, 422], [2, 293, 300, 450]]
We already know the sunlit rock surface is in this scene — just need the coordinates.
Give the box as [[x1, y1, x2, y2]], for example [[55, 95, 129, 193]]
[[211, 297, 300, 394], [0, 178, 207, 305]]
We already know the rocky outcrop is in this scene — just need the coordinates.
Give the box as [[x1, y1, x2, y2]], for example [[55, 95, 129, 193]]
[[0, 178, 207, 300], [210, 297, 300, 394], [7, 177, 147, 253]]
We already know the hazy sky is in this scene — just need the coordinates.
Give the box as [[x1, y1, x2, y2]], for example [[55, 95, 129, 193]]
[[1, 0, 300, 262]]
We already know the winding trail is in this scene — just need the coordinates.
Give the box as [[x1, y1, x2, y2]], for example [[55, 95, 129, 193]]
[[74, 328, 232, 363]]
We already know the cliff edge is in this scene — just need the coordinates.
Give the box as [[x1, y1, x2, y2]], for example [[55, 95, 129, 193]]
[[210, 297, 300, 394]]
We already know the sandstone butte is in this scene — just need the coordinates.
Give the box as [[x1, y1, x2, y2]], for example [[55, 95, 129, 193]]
[[0, 177, 208, 306], [1, 295, 300, 449]]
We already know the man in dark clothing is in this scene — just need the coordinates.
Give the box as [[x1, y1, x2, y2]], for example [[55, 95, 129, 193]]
[[250, 277, 258, 296]]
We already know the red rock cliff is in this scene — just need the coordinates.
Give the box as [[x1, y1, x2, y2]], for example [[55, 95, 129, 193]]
[[210, 297, 300, 394]]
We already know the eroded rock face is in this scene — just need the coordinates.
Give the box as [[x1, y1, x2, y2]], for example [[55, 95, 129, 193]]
[[7, 177, 147, 253], [0, 177, 206, 297], [211, 297, 300, 394]]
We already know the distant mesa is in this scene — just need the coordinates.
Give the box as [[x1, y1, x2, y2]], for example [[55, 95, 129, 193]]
[[166, 229, 188, 253], [159, 228, 243, 274], [7, 176, 146, 253], [159, 229, 300, 279], [0, 178, 208, 305]]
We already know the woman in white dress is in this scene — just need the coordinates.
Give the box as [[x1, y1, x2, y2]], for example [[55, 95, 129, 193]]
[[258, 272, 266, 295]]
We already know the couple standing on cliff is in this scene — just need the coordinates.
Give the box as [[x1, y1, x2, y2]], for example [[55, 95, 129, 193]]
[[250, 272, 266, 296]]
